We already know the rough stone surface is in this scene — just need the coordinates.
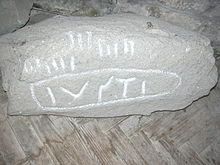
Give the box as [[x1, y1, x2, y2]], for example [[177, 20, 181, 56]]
[[33, 0, 116, 16], [0, 14, 217, 117], [116, 0, 220, 53], [32, 0, 220, 53], [154, 0, 210, 13], [0, 0, 33, 35]]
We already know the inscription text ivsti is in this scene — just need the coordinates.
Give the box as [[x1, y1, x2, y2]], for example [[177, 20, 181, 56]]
[[27, 31, 182, 111]]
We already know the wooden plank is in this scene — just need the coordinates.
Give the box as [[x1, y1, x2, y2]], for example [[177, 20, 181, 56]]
[[189, 117, 220, 154], [140, 111, 183, 141], [117, 115, 152, 137], [127, 130, 174, 164], [77, 121, 126, 165], [8, 116, 60, 165], [149, 139, 178, 165], [96, 117, 128, 133], [30, 116, 64, 142], [158, 136, 190, 165], [200, 137, 220, 165], [48, 116, 102, 165], [30, 116, 79, 165], [107, 126, 148, 165], [178, 142, 206, 165], [167, 102, 213, 147], [0, 120, 27, 165], [47, 116, 77, 138], [31, 116, 101, 165]]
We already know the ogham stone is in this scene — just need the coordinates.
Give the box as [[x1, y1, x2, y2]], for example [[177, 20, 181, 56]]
[[0, 14, 217, 117]]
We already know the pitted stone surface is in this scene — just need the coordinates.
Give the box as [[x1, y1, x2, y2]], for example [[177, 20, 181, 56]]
[[0, 14, 217, 117]]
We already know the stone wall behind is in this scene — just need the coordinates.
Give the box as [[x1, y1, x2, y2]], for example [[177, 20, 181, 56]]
[[32, 0, 220, 55]]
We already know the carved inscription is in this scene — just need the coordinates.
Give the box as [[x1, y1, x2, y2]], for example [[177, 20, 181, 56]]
[[66, 31, 135, 57], [30, 69, 181, 111], [23, 31, 135, 79], [25, 31, 182, 111]]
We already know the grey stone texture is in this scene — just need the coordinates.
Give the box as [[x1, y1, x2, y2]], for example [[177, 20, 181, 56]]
[[0, 14, 217, 117], [116, 0, 220, 53], [32, 0, 220, 55], [33, 0, 116, 16], [0, 0, 33, 35]]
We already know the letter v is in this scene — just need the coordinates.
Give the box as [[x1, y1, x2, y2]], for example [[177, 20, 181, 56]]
[[60, 81, 89, 99]]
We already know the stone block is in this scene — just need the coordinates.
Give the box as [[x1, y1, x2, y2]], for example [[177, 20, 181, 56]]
[[0, 14, 217, 117], [0, 0, 33, 35]]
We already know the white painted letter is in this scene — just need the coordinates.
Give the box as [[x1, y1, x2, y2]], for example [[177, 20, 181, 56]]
[[86, 31, 92, 49], [46, 87, 56, 105], [70, 56, 75, 71], [60, 81, 89, 99], [98, 39, 103, 57], [124, 39, 134, 56], [141, 81, 146, 95], [66, 31, 75, 49], [116, 77, 136, 98], [106, 45, 111, 56], [52, 59, 58, 70], [98, 76, 114, 102], [60, 58, 65, 70], [114, 43, 118, 58], [45, 64, 51, 74], [77, 33, 83, 50]]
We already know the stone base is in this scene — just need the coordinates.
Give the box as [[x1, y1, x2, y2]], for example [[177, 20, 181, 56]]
[[0, 14, 217, 117]]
